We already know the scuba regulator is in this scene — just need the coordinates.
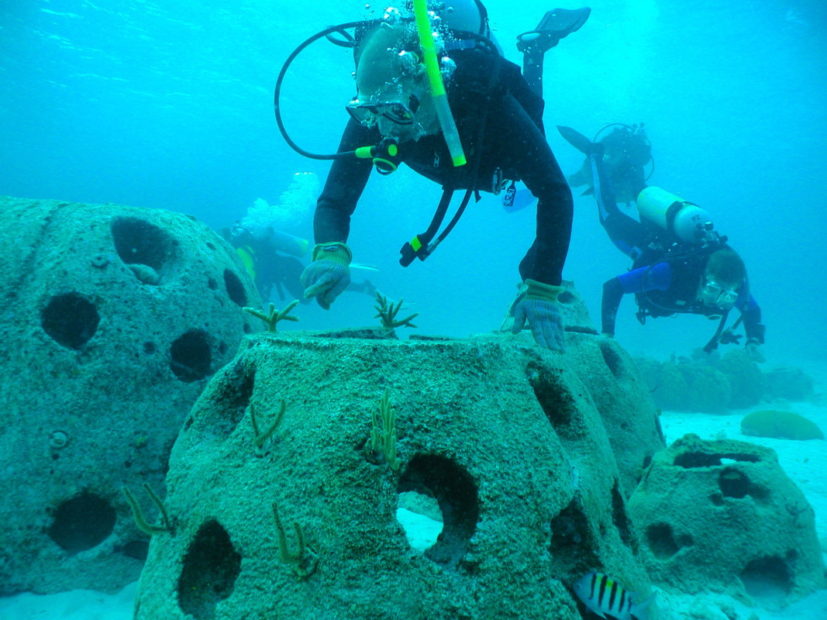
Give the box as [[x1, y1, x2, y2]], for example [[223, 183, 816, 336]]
[[273, 19, 403, 175]]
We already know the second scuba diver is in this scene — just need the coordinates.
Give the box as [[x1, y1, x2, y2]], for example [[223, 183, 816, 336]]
[[223, 220, 377, 305], [558, 123, 766, 358], [294, 2, 591, 351]]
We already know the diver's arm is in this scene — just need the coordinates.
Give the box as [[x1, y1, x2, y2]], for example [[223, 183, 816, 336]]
[[590, 153, 649, 258], [524, 181, 573, 286], [314, 118, 376, 244], [601, 277, 624, 336], [737, 293, 765, 345], [496, 96, 571, 286]]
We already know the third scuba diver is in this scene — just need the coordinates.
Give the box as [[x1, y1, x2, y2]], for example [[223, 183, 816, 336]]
[[558, 123, 766, 357]]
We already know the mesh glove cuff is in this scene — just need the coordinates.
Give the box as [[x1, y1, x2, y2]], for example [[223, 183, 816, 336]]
[[311, 242, 352, 266], [524, 279, 566, 303], [509, 280, 566, 352], [302, 243, 352, 310]]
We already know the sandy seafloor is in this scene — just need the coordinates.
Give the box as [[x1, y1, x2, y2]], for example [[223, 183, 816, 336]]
[[1, 366, 825, 620]]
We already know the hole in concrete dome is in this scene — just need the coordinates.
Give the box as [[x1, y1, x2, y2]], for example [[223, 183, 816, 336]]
[[111, 217, 176, 275], [47, 491, 116, 554], [398, 454, 478, 569], [673, 451, 760, 468], [202, 359, 255, 438], [526, 363, 580, 439], [41, 293, 100, 349], [170, 329, 212, 382], [719, 468, 749, 499], [549, 499, 599, 573], [646, 522, 682, 560], [740, 556, 792, 605], [178, 520, 241, 620], [396, 490, 443, 552], [223, 269, 247, 306], [600, 341, 624, 378], [717, 469, 770, 503], [558, 290, 576, 304], [611, 482, 636, 551]]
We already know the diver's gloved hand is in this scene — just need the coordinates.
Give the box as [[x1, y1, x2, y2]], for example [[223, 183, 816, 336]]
[[509, 279, 566, 352], [300, 242, 352, 310]]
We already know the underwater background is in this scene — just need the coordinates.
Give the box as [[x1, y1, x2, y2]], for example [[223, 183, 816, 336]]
[[1, 1, 826, 619], [2, 0, 826, 364]]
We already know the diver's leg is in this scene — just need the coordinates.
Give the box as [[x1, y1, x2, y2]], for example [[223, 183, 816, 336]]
[[518, 7, 591, 98], [557, 123, 648, 258], [590, 153, 649, 258]]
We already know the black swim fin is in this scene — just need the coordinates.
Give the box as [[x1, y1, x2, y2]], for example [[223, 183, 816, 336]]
[[557, 125, 599, 155], [517, 7, 592, 53]]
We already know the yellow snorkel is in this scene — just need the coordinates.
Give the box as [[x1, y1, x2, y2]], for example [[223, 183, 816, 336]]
[[412, 0, 467, 167]]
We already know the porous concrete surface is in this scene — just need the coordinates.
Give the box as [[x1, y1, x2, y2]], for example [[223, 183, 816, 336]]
[[134, 326, 663, 619], [628, 434, 825, 606], [0, 196, 260, 594]]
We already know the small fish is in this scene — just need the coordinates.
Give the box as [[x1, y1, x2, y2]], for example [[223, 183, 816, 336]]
[[572, 571, 652, 620]]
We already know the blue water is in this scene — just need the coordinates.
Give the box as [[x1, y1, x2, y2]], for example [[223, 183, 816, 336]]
[[2, 0, 825, 362]]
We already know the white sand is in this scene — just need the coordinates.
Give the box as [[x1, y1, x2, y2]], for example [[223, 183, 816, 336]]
[[0, 582, 136, 620], [2, 378, 825, 620]]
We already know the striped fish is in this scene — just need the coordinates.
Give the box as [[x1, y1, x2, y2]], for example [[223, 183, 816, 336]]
[[572, 571, 651, 620]]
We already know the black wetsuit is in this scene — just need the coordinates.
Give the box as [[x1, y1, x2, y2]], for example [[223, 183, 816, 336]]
[[314, 45, 573, 286]]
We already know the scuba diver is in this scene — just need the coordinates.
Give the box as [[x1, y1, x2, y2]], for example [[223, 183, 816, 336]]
[[222, 221, 311, 303], [223, 220, 376, 305], [557, 123, 765, 358], [281, 2, 591, 351]]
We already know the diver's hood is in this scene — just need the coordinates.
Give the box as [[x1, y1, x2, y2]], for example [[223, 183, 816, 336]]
[[355, 23, 421, 96]]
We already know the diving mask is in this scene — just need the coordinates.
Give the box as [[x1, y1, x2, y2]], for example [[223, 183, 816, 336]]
[[699, 279, 739, 310], [346, 94, 420, 128]]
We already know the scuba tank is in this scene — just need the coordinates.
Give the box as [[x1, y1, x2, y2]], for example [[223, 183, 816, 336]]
[[270, 230, 310, 258], [636, 186, 716, 244]]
